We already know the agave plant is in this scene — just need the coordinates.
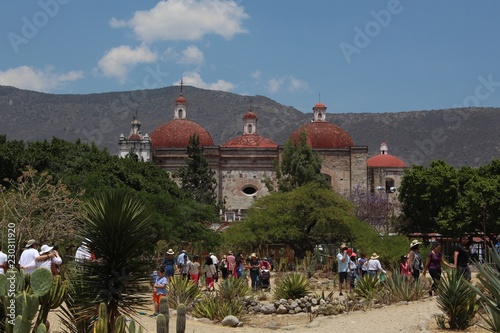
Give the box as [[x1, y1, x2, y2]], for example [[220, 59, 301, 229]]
[[385, 269, 428, 302], [436, 269, 477, 330], [467, 247, 500, 332], [192, 292, 246, 321], [67, 189, 155, 332], [167, 275, 201, 309], [355, 274, 382, 302], [273, 272, 310, 300], [217, 276, 251, 301]]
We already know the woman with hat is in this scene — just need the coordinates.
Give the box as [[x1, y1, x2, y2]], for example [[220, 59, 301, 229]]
[[366, 253, 386, 278], [247, 253, 261, 290], [161, 249, 177, 281], [36, 244, 62, 275], [408, 240, 423, 281]]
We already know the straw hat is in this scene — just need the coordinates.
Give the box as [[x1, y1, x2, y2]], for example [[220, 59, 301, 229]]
[[166, 249, 174, 255], [25, 239, 38, 248], [370, 253, 379, 260], [410, 240, 421, 248], [250, 253, 257, 258]]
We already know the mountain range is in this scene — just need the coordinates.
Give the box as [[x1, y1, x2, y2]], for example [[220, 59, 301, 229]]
[[1, 85, 499, 168]]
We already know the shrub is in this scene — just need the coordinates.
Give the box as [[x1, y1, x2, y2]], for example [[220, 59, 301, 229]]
[[355, 274, 382, 302], [385, 269, 428, 302], [273, 272, 310, 300], [167, 276, 201, 309], [217, 276, 251, 301], [192, 293, 246, 322], [436, 269, 477, 330]]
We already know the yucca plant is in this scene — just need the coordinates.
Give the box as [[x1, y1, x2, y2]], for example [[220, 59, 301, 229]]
[[436, 269, 477, 330], [273, 272, 310, 300], [217, 276, 251, 301], [167, 275, 201, 309], [467, 247, 500, 332], [385, 269, 428, 302], [192, 292, 246, 321], [66, 189, 155, 332], [355, 274, 382, 302]]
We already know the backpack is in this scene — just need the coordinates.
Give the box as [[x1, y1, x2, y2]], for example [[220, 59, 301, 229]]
[[410, 251, 422, 270]]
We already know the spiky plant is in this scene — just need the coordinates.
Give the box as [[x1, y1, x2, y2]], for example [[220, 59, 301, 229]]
[[273, 272, 310, 300], [436, 269, 477, 330], [467, 247, 500, 332], [69, 189, 154, 332], [192, 292, 246, 322], [167, 275, 201, 309], [217, 276, 251, 301], [385, 269, 428, 302], [355, 274, 382, 302]]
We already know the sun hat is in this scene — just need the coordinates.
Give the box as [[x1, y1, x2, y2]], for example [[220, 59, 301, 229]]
[[347, 248, 353, 255], [410, 239, 421, 248], [40, 245, 53, 254], [25, 239, 38, 248], [166, 249, 174, 255], [370, 253, 379, 260], [350, 252, 357, 257], [250, 253, 257, 258]]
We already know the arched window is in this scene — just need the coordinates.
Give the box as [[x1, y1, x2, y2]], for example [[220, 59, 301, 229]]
[[241, 185, 257, 196]]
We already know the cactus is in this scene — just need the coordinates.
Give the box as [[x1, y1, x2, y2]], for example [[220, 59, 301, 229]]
[[128, 320, 143, 333], [35, 274, 68, 328], [176, 304, 186, 333], [159, 297, 169, 322], [156, 314, 168, 333], [92, 302, 139, 333], [30, 269, 53, 297], [35, 323, 47, 333]]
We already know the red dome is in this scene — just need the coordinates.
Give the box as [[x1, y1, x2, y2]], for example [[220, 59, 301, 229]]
[[150, 119, 214, 148], [243, 110, 257, 120], [222, 134, 278, 148], [314, 102, 326, 109], [175, 95, 187, 104], [128, 134, 142, 141], [367, 154, 406, 168], [291, 122, 353, 149]]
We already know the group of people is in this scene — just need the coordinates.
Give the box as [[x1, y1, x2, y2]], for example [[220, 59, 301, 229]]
[[337, 244, 386, 295], [17, 239, 62, 276]]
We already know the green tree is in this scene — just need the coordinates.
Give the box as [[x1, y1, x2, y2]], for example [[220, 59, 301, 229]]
[[222, 182, 356, 258], [176, 134, 218, 206], [398, 160, 459, 233], [75, 189, 154, 331], [274, 131, 328, 192]]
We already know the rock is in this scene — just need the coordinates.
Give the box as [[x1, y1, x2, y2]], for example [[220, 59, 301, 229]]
[[221, 315, 240, 327], [261, 303, 277, 314], [289, 301, 298, 308], [276, 304, 288, 314]]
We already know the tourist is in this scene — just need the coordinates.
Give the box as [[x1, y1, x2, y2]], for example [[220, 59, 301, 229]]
[[177, 250, 187, 270], [180, 254, 192, 279], [189, 255, 201, 286], [19, 239, 40, 274], [337, 244, 349, 296], [234, 253, 245, 278], [348, 252, 358, 291], [422, 241, 453, 296], [408, 239, 423, 281], [366, 253, 386, 278], [248, 253, 261, 290], [399, 255, 411, 280], [210, 253, 219, 282], [151, 268, 167, 317], [161, 249, 177, 281], [357, 252, 368, 277], [0, 244, 8, 274], [36, 244, 62, 275], [226, 251, 236, 276], [220, 255, 228, 279], [454, 236, 471, 281], [203, 256, 217, 291]]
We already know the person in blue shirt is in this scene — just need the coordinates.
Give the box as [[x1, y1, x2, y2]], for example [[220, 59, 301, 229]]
[[151, 267, 167, 317]]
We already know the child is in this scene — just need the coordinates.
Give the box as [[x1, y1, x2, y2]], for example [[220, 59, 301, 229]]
[[151, 267, 167, 317], [203, 256, 216, 291], [189, 255, 201, 286], [399, 255, 411, 280]]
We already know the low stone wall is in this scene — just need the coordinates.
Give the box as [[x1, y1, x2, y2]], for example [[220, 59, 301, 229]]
[[242, 295, 346, 316]]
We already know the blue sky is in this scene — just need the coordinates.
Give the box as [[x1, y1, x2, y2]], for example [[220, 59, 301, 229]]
[[1, 0, 500, 114]]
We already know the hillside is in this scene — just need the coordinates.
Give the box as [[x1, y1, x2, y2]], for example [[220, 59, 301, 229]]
[[1, 85, 499, 167]]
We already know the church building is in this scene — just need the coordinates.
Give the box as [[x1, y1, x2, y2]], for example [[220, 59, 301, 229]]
[[118, 90, 407, 219]]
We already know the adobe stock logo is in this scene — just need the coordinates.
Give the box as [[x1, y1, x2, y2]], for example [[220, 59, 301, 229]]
[[339, 0, 407, 64], [7, 0, 70, 54]]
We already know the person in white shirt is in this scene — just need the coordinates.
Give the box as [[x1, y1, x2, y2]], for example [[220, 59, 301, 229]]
[[36, 244, 62, 274], [19, 239, 40, 274], [210, 253, 219, 282], [0, 245, 8, 274], [75, 242, 92, 263], [366, 253, 386, 278]]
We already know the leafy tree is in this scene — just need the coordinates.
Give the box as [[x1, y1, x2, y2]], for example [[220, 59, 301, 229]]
[[398, 160, 459, 233], [176, 134, 218, 206], [75, 189, 154, 331], [222, 182, 356, 258], [0, 167, 83, 252], [273, 131, 328, 192]]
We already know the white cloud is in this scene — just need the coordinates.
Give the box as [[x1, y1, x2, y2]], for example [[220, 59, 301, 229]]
[[180, 71, 234, 91], [267, 76, 309, 94], [163, 45, 204, 66], [251, 70, 261, 80], [0, 65, 83, 92], [97, 44, 158, 83], [111, 0, 248, 42]]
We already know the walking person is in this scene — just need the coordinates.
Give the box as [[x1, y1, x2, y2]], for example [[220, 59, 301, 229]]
[[210, 253, 219, 283], [408, 239, 423, 281], [357, 252, 368, 278], [203, 256, 216, 291], [151, 268, 167, 317], [247, 253, 261, 290], [161, 249, 177, 281], [422, 241, 453, 296], [189, 255, 201, 286], [366, 253, 386, 278], [337, 244, 349, 296], [454, 236, 471, 281]]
